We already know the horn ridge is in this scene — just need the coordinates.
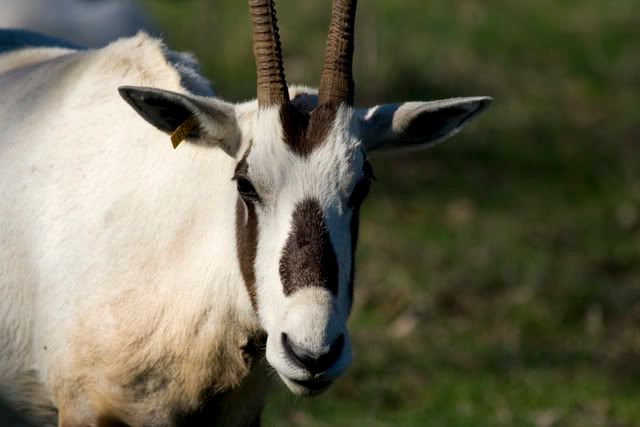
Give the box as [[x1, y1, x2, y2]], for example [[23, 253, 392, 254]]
[[249, 0, 289, 106], [318, 0, 357, 106]]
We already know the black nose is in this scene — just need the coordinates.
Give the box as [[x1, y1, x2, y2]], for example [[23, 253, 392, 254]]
[[281, 333, 344, 375]]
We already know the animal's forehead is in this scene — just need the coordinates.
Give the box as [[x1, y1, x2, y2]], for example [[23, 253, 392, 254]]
[[243, 104, 365, 198], [280, 103, 339, 158]]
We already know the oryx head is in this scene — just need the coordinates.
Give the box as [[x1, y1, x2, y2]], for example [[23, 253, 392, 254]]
[[119, 0, 491, 396]]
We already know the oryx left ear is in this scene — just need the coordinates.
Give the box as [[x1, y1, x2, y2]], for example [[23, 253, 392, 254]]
[[357, 97, 492, 151], [118, 86, 240, 155]]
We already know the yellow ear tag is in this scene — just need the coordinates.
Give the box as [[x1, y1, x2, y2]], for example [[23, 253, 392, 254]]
[[170, 115, 198, 149]]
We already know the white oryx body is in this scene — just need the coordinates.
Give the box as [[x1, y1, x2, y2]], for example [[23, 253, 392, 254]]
[[0, 33, 272, 425], [0, 2, 491, 424]]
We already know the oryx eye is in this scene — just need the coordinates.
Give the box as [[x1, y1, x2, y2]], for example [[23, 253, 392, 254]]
[[234, 175, 260, 202]]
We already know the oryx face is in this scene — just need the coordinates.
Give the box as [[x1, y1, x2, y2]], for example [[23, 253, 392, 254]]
[[234, 103, 370, 394], [119, 0, 491, 397]]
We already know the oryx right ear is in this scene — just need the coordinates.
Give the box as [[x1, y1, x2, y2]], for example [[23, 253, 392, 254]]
[[357, 97, 492, 152], [118, 86, 241, 156]]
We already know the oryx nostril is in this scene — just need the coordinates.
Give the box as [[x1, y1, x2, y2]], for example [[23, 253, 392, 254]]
[[281, 333, 344, 375]]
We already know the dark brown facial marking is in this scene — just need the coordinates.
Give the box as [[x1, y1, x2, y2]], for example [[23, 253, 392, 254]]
[[280, 103, 338, 157], [347, 160, 374, 310], [235, 149, 259, 311], [236, 197, 259, 311], [280, 198, 339, 296], [347, 204, 360, 311]]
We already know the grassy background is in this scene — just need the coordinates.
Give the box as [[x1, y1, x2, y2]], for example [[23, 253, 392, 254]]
[[140, 1, 640, 425]]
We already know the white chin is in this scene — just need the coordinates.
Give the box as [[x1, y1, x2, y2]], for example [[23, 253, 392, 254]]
[[278, 373, 333, 397]]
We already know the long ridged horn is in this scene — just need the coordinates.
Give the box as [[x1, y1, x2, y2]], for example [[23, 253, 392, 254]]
[[318, 0, 357, 106], [249, 0, 289, 106]]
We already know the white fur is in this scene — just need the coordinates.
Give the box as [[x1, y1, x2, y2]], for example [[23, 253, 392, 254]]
[[0, 33, 261, 426], [0, 30, 490, 425]]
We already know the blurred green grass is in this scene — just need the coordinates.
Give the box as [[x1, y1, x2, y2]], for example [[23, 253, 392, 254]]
[[142, 0, 640, 425]]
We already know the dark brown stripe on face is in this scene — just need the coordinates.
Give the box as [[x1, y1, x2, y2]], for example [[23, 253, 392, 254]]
[[280, 103, 338, 157], [234, 148, 259, 310], [279, 198, 338, 296], [235, 149, 258, 312], [347, 160, 374, 311], [236, 196, 258, 311], [236, 195, 259, 311], [347, 204, 361, 312]]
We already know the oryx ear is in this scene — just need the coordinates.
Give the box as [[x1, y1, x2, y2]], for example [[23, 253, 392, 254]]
[[118, 86, 240, 155], [357, 97, 492, 151]]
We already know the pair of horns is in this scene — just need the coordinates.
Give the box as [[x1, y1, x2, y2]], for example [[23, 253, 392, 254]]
[[249, 0, 356, 107]]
